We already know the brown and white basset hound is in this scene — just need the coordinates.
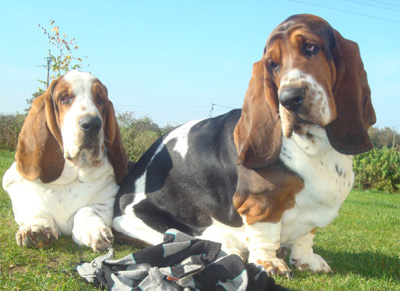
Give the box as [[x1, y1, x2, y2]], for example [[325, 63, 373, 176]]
[[113, 14, 376, 276], [2, 70, 127, 251]]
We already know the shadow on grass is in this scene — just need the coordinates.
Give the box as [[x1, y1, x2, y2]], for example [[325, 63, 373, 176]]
[[316, 248, 400, 281]]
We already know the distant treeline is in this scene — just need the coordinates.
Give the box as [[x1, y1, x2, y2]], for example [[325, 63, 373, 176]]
[[1, 113, 399, 193], [368, 127, 400, 149], [0, 112, 174, 162]]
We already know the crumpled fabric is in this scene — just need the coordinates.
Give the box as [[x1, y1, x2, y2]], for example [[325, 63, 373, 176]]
[[77, 229, 288, 291]]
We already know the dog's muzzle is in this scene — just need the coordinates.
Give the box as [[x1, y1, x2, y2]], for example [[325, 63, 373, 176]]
[[79, 116, 102, 138], [279, 88, 305, 112]]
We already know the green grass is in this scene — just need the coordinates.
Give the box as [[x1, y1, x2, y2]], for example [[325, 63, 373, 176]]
[[274, 191, 400, 290], [1, 150, 399, 290], [0, 151, 137, 290]]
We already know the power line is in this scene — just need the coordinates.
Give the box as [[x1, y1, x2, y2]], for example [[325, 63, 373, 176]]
[[115, 103, 235, 119], [114, 104, 210, 108], [286, 0, 400, 24], [0, 98, 26, 101], [207, 103, 235, 118], [114, 103, 235, 110], [366, 0, 400, 8], [344, 0, 400, 12], [212, 103, 235, 109]]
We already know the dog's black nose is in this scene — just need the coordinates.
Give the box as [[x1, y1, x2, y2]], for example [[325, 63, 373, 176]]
[[279, 88, 305, 111], [79, 116, 102, 136]]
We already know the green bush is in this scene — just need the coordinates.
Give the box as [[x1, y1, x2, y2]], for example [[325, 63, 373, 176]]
[[117, 112, 167, 162], [5, 112, 398, 193], [353, 147, 400, 193], [0, 112, 172, 163], [0, 114, 26, 151]]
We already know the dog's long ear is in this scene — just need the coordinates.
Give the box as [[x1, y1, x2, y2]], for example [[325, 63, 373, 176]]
[[105, 98, 128, 185], [326, 31, 376, 155], [234, 61, 282, 169], [15, 79, 65, 183]]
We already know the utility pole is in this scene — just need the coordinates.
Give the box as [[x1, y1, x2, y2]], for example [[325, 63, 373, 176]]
[[207, 103, 214, 118], [36, 56, 53, 88], [393, 127, 397, 148], [45, 56, 52, 88]]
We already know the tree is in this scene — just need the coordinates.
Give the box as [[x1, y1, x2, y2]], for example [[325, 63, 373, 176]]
[[368, 126, 400, 148], [117, 112, 162, 162], [39, 20, 88, 80], [26, 20, 89, 110], [25, 91, 42, 113]]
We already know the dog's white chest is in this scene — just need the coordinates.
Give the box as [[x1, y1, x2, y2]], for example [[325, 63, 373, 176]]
[[3, 160, 118, 235], [279, 127, 354, 244]]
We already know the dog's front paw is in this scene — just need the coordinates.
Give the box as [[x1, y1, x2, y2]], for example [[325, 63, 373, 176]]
[[255, 258, 293, 278], [290, 253, 331, 273], [16, 224, 58, 248], [72, 222, 114, 251]]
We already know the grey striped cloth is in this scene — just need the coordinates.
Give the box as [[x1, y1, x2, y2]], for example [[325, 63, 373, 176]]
[[77, 229, 288, 291]]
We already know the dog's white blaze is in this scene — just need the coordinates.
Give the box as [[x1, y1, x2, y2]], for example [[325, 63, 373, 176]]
[[127, 119, 205, 207], [163, 119, 204, 159], [61, 71, 104, 162], [131, 174, 147, 205]]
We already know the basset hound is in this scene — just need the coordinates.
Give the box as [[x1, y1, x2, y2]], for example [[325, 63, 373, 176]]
[[2, 70, 127, 251], [113, 14, 376, 276]]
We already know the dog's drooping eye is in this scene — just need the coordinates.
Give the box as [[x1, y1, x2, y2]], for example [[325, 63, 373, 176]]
[[61, 95, 73, 105], [305, 44, 315, 51], [269, 60, 279, 71], [303, 44, 319, 57], [96, 95, 103, 105]]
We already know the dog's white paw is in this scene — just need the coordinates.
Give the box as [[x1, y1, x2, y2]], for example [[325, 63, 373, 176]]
[[254, 258, 293, 278], [290, 253, 331, 273], [16, 224, 58, 248], [72, 221, 114, 251]]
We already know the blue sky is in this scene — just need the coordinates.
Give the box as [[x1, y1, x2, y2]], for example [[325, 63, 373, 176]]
[[0, 0, 399, 128]]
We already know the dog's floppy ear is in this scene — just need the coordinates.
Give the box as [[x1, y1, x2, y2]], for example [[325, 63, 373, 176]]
[[326, 31, 376, 155], [15, 78, 65, 183], [234, 61, 282, 169], [105, 98, 128, 185]]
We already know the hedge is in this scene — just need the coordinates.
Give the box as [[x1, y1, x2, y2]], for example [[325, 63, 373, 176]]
[[353, 147, 400, 193], [1, 113, 399, 193]]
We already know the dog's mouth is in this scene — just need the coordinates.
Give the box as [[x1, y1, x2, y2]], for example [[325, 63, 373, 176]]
[[278, 71, 335, 138], [297, 116, 314, 125], [64, 141, 104, 167], [294, 117, 316, 136], [281, 108, 317, 138], [278, 84, 315, 138]]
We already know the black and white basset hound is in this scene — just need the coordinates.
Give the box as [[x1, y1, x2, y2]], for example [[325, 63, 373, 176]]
[[113, 14, 376, 276]]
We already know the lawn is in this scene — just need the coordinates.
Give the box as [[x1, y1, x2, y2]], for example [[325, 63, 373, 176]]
[[0, 150, 399, 290]]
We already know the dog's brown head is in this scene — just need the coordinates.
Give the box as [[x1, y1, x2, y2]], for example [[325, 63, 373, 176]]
[[15, 71, 127, 184], [234, 14, 376, 169]]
